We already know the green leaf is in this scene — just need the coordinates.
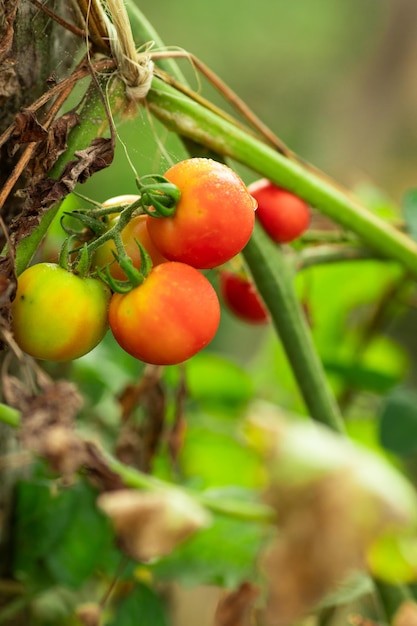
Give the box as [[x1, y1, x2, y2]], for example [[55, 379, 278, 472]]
[[323, 359, 400, 393], [108, 583, 169, 626], [185, 353, 254, 413], [45, 482, 118, 588], [152, 507, 263, 587], [379, 387, 417, 456], [181, 425, 263, 489], [14, 478, 119, 590]]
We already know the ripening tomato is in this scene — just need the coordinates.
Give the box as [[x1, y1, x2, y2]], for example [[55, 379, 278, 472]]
[[12, 263, 111, 361], [219, 270, 269, 325], [146, 158, 256, 269], [109, 262, 220, 365], [93, 214, 167, 280], [248, 179, 310, 243]]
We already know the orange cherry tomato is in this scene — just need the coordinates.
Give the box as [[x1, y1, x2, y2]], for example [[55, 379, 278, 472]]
[[147, 158, 256, 269], [248, 179, 310, 243], [109, 262, 220, 365]]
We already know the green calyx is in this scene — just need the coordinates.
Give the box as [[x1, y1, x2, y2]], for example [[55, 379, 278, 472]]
[[97, 238, 153, 294], [136, 174, 181, 217]]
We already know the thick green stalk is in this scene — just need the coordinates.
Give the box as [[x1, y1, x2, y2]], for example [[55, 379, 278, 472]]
[[243, 223, 345, 432], [146, 77, 417, 280]]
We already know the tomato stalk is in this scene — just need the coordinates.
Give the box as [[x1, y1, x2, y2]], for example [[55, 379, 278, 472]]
[[243, 223, 345, 433], [145, 76, 417, 281], [0, 404, 275, 524]]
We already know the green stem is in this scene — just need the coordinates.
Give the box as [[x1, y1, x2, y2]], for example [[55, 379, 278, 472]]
[[0, 406, 274, 524], [0, 404, 21, 428], [105, 452, 275, 523], [146, 76, 417, 280], [243, 224, 345, 433]]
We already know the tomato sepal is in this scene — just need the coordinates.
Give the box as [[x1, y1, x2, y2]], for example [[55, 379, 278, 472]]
[[136, 174, 181, 217]]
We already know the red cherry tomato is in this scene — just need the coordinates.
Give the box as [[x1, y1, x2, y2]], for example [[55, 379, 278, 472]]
[[219, 270, 269, 325], [248, 179, 310, 243], [93, 214, 167, 281], [147, 158, 256, 269], [11, 263, 111, 361], [108, 262, 220, 365]]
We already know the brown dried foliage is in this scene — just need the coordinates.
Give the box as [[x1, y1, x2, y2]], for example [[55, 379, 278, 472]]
[[260, 473, 366, 626], [214, 582, 259, 626]]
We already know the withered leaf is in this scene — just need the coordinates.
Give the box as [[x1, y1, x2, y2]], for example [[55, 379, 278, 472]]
[[261, 474, 365, 626], [84, 440, 124, 492], [98, 488, 210, 562], [115, 365, 165, 472], [0, 253, 16, 335], [75, 603, 102, 626], [29, 110, 79, 178], [13, 110, 48, 144], [11, 134, 114, 246], [61, 136, 114, 185], [394, 601, 417, 626], [3, 375, 86, 478], [214, 582, 259, 626], [0, 0, 18, 63]]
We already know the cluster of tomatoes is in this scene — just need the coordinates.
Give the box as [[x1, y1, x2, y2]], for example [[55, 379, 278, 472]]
[[11, 158, 310, 366]]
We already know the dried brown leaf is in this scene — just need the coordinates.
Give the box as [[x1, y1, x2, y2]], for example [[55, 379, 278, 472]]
[[214, 582, 259, 626], [261, 474, 366, 626], [75, 603, 102, 626], [3, 375, 85, 478], [13, 110, 48, 144], [84, 440, 125, 492], [11, 134, 113, 246], [0, 0, 18, 63], [115, 366, 165, 471], [28, 110, 79, 178], [97, 488, 210, 562], [393, 601, 417, 626], [0, 252, 16, 341]]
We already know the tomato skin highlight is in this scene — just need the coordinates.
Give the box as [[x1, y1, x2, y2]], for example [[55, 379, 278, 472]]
[[147, 158, 256, 269], [93, 214, 167, 280], [248, 179, 310, 243], [219, 270, 269, 325], [11, 263, 111, 361], [108, 262, 220, 365]]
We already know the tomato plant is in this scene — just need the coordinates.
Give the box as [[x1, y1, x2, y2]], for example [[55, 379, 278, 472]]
[[108, 261, 220, 365], [11, 263, 111, 362], [93, 214, 167, 280], [248, 179, 310, 243], [146, 158, 256, 269], [219, 269, 269, 324]]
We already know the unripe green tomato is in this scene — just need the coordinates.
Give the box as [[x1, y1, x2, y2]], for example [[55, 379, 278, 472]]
[[147, 158, 256, 269], [109, 262, 220, 365], [11, 263, 111, 361]]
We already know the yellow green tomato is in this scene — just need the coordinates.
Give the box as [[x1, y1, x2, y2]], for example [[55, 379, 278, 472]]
[[12, 263, 111, 361]]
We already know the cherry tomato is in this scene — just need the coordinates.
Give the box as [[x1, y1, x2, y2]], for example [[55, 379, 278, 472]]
[[219, 270, 269, 325], [109, 262, 220, 365], [248, 179, 310, 243], [146, 158, 256, 269], [12, 263, 111, 361], [93, 214, 167, 281]]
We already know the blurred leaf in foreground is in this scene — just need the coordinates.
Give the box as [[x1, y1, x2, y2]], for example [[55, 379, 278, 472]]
[[243, 404, 417, 624]]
